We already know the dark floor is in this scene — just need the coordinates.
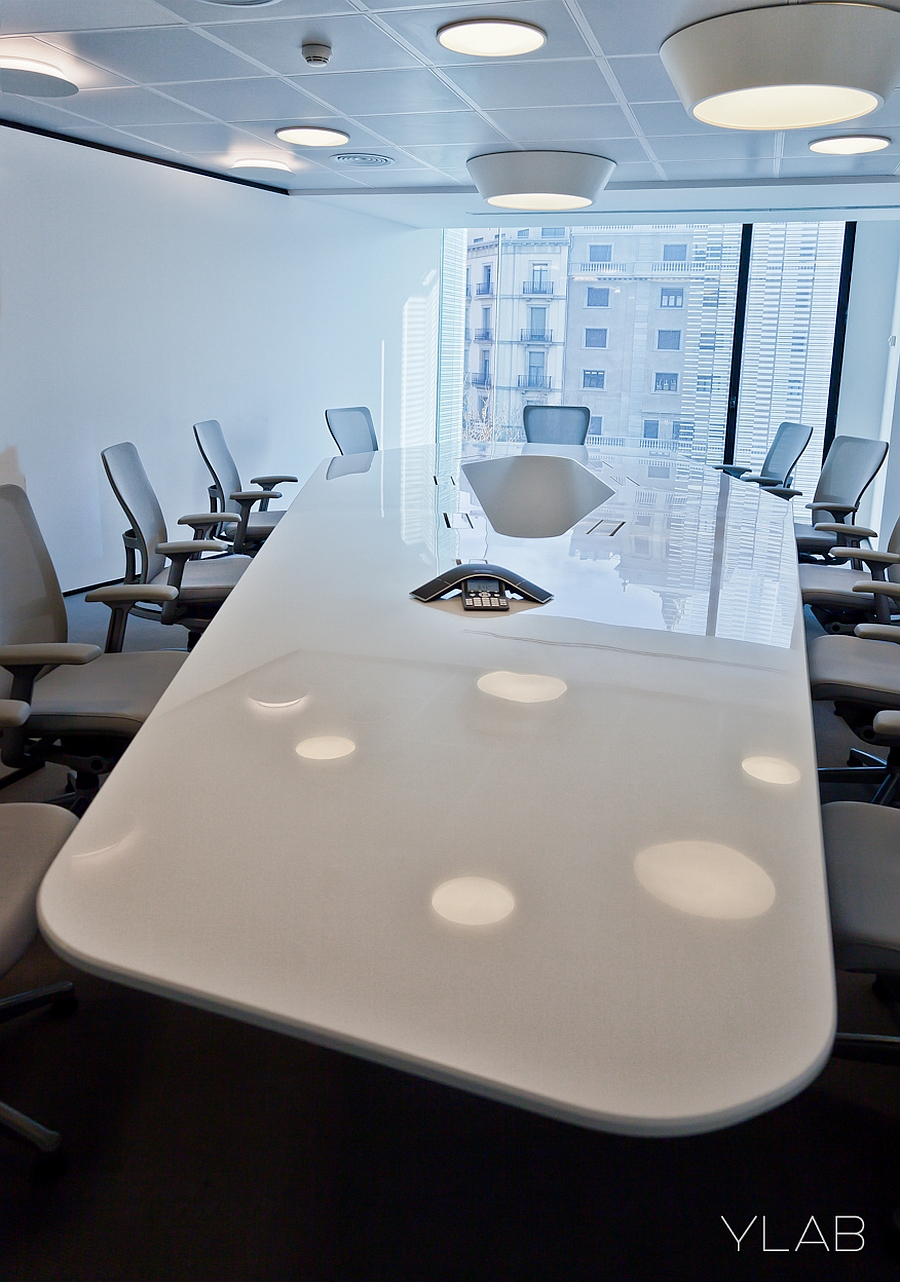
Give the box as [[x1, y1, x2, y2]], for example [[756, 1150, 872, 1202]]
[[1, 602, 899, 1280]]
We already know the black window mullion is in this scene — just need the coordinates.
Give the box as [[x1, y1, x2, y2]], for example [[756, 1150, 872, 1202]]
[[823, 221, 856, 463], [723, 223, 753, 465]]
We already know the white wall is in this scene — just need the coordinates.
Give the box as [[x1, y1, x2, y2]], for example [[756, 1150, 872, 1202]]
[[0, 127, 441, 590]]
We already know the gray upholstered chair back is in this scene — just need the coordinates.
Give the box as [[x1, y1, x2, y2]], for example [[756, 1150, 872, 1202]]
[[101, 443, 168, 584], [0, 485, 68, 697], [325, 407, 378, 455], [522, 405, 591, 445], [813, 435, 888, 510], [760, 421, 813, 485], [194, 419, 242, 508]]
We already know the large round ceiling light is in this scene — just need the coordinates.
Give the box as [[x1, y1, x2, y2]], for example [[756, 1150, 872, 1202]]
[[437, 19, 546, 57], [230, 157, 293, 172], [0, 57, 78, 97], [467, 150, 616, 211], [659, 3, 900, 130], [810, 133, 891, 153], [276, 125, 350, 147]]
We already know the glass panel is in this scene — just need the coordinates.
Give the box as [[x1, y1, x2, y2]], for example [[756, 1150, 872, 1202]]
[[732, 222, 845, 496]]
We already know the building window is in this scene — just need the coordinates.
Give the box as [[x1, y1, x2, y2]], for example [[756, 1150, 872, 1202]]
[[583, 369, 605, 388], [657, 329, 681, 350], [699, 332, 716, 350], [541, 227, 565, 237], [633, 536, 651, 555], [673, 420, 694, 440], [647, 463, 671, 478], [587, 287, 609, 307], [589, 244, 612, 263], [635, 512, 651, 526], [662, 243, 687, 262], [589, 415, 602, 435], [585, 328, 608, 348], [643, 419, 659, 439], [697, 375, 713, 392], [517, 228, 529, 237], [660, 287, 683, 308], [655, 373, 678, 392]]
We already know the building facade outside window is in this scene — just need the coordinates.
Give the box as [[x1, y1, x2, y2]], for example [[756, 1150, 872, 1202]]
[[657, 329, 682, 350], [587, 287, 610, 307], [655, 373, 678, 392], [660, 287, 683, 307], [585, 328, 608, 348]]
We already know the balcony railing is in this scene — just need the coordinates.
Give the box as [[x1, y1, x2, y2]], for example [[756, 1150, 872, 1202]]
[[522, 281, 554, 294], [577, 262, 628, 273], [520, 329, 552, 343], [474, 328, 492, 341], [518, 375, 552, 390], [470, 374, 492, 387], [475, 282, 493, 295]]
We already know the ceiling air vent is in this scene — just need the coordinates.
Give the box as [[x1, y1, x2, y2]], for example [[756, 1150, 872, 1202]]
[[331, 153, 396, 168]]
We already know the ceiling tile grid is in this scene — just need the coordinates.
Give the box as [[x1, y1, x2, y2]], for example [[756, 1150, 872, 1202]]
[[0, 0, 894, 193]]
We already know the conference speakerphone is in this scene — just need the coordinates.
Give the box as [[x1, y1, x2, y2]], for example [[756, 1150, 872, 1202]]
[[410, 563, 552, 612]]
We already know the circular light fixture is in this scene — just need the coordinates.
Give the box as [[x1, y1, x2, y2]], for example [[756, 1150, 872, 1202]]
[[476, 671, 567, 703], [634, 841, 776, 920], [659, 3, 900, 130], [276, 125, 349, 147], [431, 877, 515, 925], [467, 150, 616, 211], [230, 157, 293, 172], [810, 134, 891, 154], [0, 57, 78, 97], [437, 18, 547, 57], [295, 736, 356, 760], [741, 756, 801, 785]]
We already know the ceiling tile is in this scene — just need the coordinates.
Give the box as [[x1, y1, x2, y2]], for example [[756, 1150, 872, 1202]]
[[377, 1, 593, 64], [487, 104, 631, 142], [166, 74, 316, 119], [577, 0, 776, 57], [0, 95, 99, 133], [855, 91, 900, 130], [402, 141, 485, 167], [660, 158, 778, 181], [159, 0, 353, 20], [69, 86, 210, 126], [0, 34, 131, 89], [45, 26, 260, 84], [780, 154, 900, 179], [353, 110, 506, 146], [122, 120, 260, 152], [509, 136, 649, 164], [293, 69, 468, 115], [204, 14, 421, 75], [0, 0, 184, 32], [629, 101, 718, 137], [442, 59, 615, 109], [606, 55, 678, 103], [649, 133, 774, 162], [608, 160, 666, 182]]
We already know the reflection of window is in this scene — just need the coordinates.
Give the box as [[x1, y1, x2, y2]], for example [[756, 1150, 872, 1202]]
[[585, 328, 608, 348], [589, 244, 612, 262], [673, 420, 694, 439], [587, 287, 609, 307], [647, 463, 671, 477], [663, 243, 687, 261], [635, 513, 651, 526], [697, 375, 713, 392], [633, 537, 651, 555], [655, 373, 678, 392], [699, 332, 716, 350], [589, 415, 602, 434], [643, 419, 659, 439], [583, 369, 605, 388], [660, 287, 683, 308], [657, 329, 681, 350], [542, 227, 565, 237], [517, 228, 529, 237]]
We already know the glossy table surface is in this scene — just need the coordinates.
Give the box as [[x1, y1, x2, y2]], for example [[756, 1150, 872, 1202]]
[[39, 443, 835, 1136]]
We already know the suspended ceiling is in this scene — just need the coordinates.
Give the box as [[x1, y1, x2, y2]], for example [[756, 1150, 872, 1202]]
[[3, 0, 900, 222]]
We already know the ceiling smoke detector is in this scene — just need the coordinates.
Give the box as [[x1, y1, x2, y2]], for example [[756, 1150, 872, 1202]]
[[302, 43, 332, 65], [331, 153, 395, 167]]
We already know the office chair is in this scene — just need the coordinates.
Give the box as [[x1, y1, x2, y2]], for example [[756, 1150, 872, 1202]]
[[769, 435, 888, 558], [102, 442, 251, 645], [325, 407, 378, 456], [0, 484, 188, 811], [522, 405, 590, 446], [193, 419, 297, 556], [0, 794, 78, 1155], [801, 510, 900, 633], [714, 420, 813, 487]]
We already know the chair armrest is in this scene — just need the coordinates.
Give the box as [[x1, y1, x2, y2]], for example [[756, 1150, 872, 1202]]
[[741, 473, 774, 485], [807, 502, 856, 515], [85, 584, 179, 605], [854, 581, 900, 599], [230, 491, 282, 505], [874, 710, 900, 737], [0, 643, 100, 668], [855, 624, 900, 643], [0, 700, 30, 728], [830, 548, 900, 566], [767, 487, 802, 501], [156, 540, 226, 557], [713, 464, 751, 477], [814, 523, 879, 539], [178, 512, 240, 532], [229, 492, 281, 553], [250, 475, 297, 488]]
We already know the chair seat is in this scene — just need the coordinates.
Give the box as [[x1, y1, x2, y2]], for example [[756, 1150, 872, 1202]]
[[248, 510, 283, 536], [823, 801, 900, 974], [150, 553, 250, 602], [795, 522, 838, 556], [808, 634, 900, 707], [800, 563, 874, 610], [0, 804, 78, 975], [29, 651, 187, 737]]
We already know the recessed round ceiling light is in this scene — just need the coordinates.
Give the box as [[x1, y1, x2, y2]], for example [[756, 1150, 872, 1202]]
[[467, 150, 615, 211], [230, 157, 293, 172], [0, 57, 78, 97], [276, 125, 350, 147], [437, 18, 547, 57], [810, 134, 891, 154], [659, 3, 900, 130]]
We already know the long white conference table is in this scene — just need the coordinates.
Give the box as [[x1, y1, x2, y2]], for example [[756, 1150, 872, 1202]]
[[38, 441, 835, 1137]]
